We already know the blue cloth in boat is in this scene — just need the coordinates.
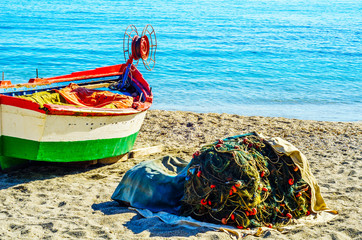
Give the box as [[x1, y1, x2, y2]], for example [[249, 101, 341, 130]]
[[111, 156, 190, 214]]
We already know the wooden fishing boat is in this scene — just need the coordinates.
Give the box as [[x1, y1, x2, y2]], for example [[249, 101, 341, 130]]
[[0, 25, 157, 170]]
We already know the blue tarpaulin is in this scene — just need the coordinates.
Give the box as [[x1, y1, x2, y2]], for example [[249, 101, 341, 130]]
[[111, 156, 190, 214]]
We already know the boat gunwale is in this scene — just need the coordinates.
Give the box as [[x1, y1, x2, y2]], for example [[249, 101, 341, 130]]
[[0, 63, 153, 116]]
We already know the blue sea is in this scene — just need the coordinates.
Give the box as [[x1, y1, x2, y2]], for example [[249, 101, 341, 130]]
[[0, 0, 361, 121]]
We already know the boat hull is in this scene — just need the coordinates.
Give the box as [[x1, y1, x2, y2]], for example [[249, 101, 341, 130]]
[[0, 62, 153, 170], [0, 104, 147, 170]]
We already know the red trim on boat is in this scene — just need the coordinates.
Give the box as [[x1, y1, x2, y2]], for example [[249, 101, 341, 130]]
[[0, 81, 12, 86], [44, 104, 141, 116], [44, 64, 125, 82], [0, 94, 152, 116], [0, 95, 46, 113], [0, 64, 126, 89], [0, 63, 153, 116]]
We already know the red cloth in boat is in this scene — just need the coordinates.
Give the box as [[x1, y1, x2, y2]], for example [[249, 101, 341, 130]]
[[57, 83, 133, 109]]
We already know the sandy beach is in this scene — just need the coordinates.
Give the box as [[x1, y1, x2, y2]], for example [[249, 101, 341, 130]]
[[0, 109, 361, 239]]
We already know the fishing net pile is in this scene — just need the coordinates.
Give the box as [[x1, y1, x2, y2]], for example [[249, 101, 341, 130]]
[[181, 134, 312, 229]]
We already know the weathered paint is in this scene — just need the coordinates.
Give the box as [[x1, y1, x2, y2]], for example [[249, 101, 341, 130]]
[[0, 105, 146, 170], [1, 105, 146, 142], [0, 76, 120, 96], [0, 62, 153, 113], [0, 63, 153, 170], [1, 131, 138, 162]]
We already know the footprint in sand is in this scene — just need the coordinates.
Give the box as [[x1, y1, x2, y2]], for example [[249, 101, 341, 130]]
[[0, 211, 10, 219], [87, 174, 107, 180], [13, 185, 30, 193]]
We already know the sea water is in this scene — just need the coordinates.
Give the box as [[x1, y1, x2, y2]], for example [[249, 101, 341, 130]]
[[0, 0, 361, 121]]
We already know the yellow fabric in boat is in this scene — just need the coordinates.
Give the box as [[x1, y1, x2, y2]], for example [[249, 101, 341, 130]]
[[18, 90, 71, 108], [18, 84, 134, 109]]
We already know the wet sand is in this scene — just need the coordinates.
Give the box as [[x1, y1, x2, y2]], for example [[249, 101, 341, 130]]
[[0, 110, 361, 239]]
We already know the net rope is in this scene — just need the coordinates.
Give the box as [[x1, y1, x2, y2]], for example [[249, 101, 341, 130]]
[[181, 134, 311, 229]]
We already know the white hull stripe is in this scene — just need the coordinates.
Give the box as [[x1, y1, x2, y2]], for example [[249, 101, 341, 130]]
[[1, 105, 146, 142]]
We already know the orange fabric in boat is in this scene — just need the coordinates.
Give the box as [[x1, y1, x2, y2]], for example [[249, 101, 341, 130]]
[[56, 83, 133, 109]]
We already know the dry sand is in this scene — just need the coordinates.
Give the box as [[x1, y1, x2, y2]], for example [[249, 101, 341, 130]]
[[0, 109, 361, 239]]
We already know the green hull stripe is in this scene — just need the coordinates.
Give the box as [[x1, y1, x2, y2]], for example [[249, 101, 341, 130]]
[[0, 132, 139, 169], [0, 156, 29, 171]]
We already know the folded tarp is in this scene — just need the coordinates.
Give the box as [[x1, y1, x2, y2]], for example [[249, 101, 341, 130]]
[[112, 156, 190, 214], [57, 83, 133, 108]]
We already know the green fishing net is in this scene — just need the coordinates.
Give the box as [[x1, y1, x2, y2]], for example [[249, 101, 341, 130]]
[[181, 134, 311, 229]]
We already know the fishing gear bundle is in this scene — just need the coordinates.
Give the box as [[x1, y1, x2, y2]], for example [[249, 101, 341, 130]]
[[181, 134, 311, 229]]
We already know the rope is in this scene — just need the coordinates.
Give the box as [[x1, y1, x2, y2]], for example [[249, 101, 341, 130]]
[[181, 134, 311, 229]]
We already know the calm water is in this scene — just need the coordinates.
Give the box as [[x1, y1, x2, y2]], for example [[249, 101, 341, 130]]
[[0, 0, 361, 121]]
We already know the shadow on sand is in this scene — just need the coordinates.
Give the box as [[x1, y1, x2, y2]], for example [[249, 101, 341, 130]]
[[0, 161, 104, 190], [92, 201, 210, 238]]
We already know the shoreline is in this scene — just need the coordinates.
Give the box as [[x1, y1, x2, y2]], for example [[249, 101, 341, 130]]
[[0, 109, 361, 239], [150, 104, 362, 123]]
